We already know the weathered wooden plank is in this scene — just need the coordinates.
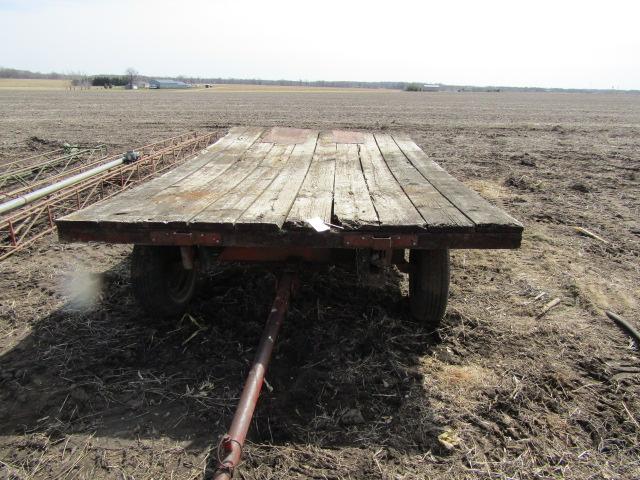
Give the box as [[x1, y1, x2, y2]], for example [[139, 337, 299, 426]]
[[146, 127, 264, 203], [65, 126, 250, 221], [332, 143, 379, 228], [374, 133, 474, 230], [235, 131, 319, 230], [261, 127, 314, 144], [285, 132, 337, 228], [95, 127, 265, 223], [392, 134, 522, 230], [57, 220, 522, 250], [58, 127, 523, 249], [192, 143, 295, 227], [360, 133, 424, 228], [144, 140, 274, 223], [330, 130, 366, 144]]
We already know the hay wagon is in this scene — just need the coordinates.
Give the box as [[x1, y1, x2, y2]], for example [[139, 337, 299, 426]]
[[56, 126, 522, 478]]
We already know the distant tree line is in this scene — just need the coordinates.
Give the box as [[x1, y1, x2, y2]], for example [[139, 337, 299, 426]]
[[0, 68, 410, 90], [183, 76, 409, 90], [405, 83, 424, 91], [0, 67, 76, 79], [91, 75, 129, 87], [1, 67, 637, 93]]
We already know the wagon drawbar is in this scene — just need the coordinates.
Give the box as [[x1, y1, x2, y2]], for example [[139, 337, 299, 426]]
[[56, 126, 522, 477]]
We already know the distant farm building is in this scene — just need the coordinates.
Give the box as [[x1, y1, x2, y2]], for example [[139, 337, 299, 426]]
[[149, 79, 190, 89], [422, 84, 440, 92]]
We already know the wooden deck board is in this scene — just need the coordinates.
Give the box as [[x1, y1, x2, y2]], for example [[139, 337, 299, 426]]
[[392, 134, 522, 231], [360, 133, 425, 228], [56, 127, 523, 249], [137, 139, 272, 224], [79, 126, 251, 219], [235, 130, 319, 231], [285, 132, 337, 228], [83, 127, 264, 222], [332, 143, 379, 228], [192, 143, 295, 227], [374, 133, 474, 230]]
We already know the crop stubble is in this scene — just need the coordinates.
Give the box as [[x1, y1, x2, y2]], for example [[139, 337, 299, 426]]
[[0, 89, 639, 479]]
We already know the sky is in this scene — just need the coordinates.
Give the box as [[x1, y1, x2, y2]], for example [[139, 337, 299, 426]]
[[0, 0, 639, 89]]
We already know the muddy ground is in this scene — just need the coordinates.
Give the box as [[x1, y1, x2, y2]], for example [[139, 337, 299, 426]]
[[0, 89, 639, 479]]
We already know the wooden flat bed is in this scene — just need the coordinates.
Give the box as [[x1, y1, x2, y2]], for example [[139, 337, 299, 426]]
[[57, 126, 522, 249], [56, 127, 523, 476]]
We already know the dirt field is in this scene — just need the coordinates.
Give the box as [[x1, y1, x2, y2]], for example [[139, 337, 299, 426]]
[[0, 79, 71, 90], [0, 88, 639, 479]]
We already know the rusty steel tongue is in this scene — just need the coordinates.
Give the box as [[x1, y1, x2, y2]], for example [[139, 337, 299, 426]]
[[212, 272, 296, 480]]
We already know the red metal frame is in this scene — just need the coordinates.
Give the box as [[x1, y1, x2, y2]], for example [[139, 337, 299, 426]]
[[1, 145, 108, 199], [217, 246, 332, 263], [150, 231, 222, 246], [0, 132, 218, 261], [343, 233, 418, 249], [58, 225, 522, 251]]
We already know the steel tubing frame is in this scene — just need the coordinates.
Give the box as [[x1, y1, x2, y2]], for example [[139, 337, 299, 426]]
[[0, 131, 217, 262], [3, 132, 204, 200], [0, 145, 108, 194], [0, 157, 127, 215], [213, 272, 296, 480]]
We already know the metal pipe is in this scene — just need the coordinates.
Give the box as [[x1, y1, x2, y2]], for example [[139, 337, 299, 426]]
[[0, 157, 126, 215], [0, 131, 216, 262], [213, 272, 295, 480], [4, 150, 114, 199]]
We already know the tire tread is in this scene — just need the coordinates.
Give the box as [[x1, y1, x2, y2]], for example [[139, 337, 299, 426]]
[[131, 245, 197, 317]]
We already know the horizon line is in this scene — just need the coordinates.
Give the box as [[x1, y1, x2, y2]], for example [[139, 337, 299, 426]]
[[1, 66, 638, 93]]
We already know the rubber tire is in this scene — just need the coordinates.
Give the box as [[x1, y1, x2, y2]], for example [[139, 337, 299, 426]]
[[409, 249, 450, 330], [130, 245, 198, 318]]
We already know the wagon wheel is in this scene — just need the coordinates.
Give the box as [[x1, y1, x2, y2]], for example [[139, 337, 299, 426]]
[[131, 245, 199, 317], [409, 249, 450, 330]]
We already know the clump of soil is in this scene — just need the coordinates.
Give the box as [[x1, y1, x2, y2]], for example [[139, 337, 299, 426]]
[[26, 135, 62, 152], [510, 152, 537, 167], [504, 174, 543, 191], [570, 182, 591, 193]]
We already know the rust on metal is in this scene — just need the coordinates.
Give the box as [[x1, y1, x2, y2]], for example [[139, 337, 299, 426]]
[[149, 231, 222, 246], [7, 219, 17, 246], [213, 272, 296, 480], [342, 233, 418, 249], [57, 225, 522, 250], [0, 144, 108, 196], [46, 204, 54, 227], [0, 131, 218, 262], [218, 246, 331, 263]]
